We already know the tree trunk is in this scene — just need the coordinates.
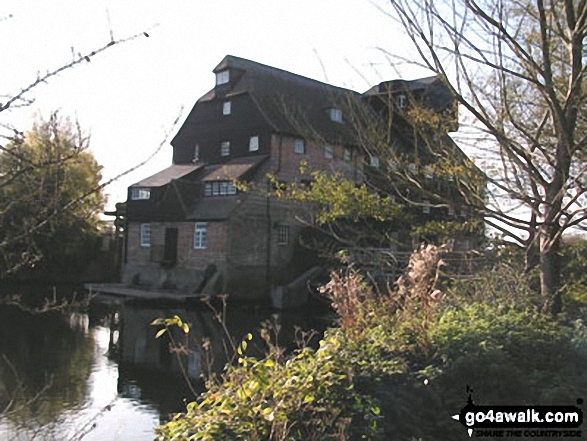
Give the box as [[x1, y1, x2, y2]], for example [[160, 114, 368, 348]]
[[539, 230, 561, 315]]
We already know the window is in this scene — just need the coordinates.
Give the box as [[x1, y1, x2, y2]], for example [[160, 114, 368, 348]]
[[216, 70, 229, 85], [194, 223, 207, 249], [221, 141, 230, 156], [408, 163, 417, 173], [424, 166, 434, 180], [194, 144, 200, 162], [223, 101, 231, 115], [132, 187, 151, 200], [398, 94, 407, 109], [249, 136, 259, 152], [140, 223, 151, 247], [324, 145, 334, 159], [422, 199, 431, 214], [329, 108, 343, 122], [369, 155, 380, 167], [277, 224, 290, 245], [205, 181, 237, 197], [343, 146, 352, 161], [294, 138, 305, 154], [448, 205, 455, 216]]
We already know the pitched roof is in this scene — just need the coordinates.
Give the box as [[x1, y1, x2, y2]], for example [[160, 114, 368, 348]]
[[131, 164, 202, 187], [200, 55, 359, 144], [187, 197, 241, 221], [200, 155, 268, 181]]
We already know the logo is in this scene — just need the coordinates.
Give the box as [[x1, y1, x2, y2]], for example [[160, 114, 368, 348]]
[[452, 387, 583, 438]]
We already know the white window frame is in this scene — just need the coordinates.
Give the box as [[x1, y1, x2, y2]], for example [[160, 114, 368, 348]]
[[277, 224, 290, 245], [216, 70, 229, 85], [324, 145, 334, 159], [140, 223, 151, 247], [294, 138, 305, 154], [343, 146, 352, 161], [221, 141, 230, 157], [223, 101, 231, 115], [249, 136, 259, 152], [205, 181, 236, 197], [398, 94, 407, 109], [329, 108, 343, 123], [369, 155, 380, 168], [132, 187, 151, 200], [194, 222, 207, 249], [423, 200, 431, 214]]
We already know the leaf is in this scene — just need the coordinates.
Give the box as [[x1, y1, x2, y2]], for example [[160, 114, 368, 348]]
[[155, 328, 167, 339], [182, 323, 190, 334]]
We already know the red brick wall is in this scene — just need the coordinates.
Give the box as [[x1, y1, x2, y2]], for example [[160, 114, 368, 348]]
[[267, 134, 363, 183]]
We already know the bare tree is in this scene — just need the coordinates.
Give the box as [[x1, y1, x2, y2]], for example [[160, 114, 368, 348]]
[[380, 0, 587, 313]]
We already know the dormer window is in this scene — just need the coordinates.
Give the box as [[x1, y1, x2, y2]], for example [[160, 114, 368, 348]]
[[329, 108, 343, 123], [204, 181, 237, 197], [398, 94, 407, 109], [221, 141, 230, 156], [216, 70, 230, 86], [132, 187, 151, 200], [223, 101, 231, 115]]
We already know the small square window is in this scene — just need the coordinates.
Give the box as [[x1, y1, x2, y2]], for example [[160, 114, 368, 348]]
[[216, 70, 229, 85], [277, 224, 290, 245], [343, 146, 352, 161], [194, 223, 207, 249], [324, 145, 334, 159], [221, 141, 230, 157], [223, 101, 231, 115], [369, 156, 380, 167], [294, 138, 305, 154], [408, 163, 417, 173], [249, 136, 259, 152], [140, 223, 151, 247], [329, 108, 343, 123]]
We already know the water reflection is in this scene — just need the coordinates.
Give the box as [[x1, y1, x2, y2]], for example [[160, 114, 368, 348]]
[[0, 296, 331, 440]]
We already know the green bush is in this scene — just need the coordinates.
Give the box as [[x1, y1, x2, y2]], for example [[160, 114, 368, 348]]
[[156, 246, 587, 440], [155, 333, 381, 441]]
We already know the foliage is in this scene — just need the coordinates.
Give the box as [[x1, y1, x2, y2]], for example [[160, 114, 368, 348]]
[[269, 170, 403, 225], [156, 245, 587, 440], [0, 113, 105, 279], [155, 331, 381, 441]]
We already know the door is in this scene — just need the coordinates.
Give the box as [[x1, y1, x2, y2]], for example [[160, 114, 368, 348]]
[[163, 228, 178, 266]]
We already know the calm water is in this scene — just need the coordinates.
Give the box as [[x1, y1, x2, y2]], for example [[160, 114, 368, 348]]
[[0, 294, 332, 441]]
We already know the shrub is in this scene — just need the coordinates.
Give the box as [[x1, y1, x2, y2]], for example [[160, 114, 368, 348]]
[[155, 333, 381, 441]]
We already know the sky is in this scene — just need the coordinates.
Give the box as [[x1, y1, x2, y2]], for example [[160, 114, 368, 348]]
[[1, 0, 430, 211]]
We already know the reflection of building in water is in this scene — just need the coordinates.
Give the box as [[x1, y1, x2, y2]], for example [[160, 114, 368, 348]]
[[113, 306, 230, 380]]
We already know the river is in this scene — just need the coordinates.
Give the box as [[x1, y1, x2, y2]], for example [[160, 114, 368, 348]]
[[0, 292, 333, 441]]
